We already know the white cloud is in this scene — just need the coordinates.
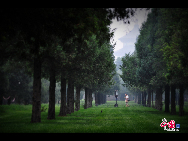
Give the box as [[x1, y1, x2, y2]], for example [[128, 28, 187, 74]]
[[110, 9, 151, 62], [110, 19, 134, 52], [114, 40, 124, 51], [125, 42, 135, 46]]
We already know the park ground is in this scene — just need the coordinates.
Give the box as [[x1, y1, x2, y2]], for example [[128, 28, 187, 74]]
[[0, 100, 188, 133]]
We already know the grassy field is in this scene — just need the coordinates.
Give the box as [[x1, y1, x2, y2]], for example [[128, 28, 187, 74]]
[[0, 100, 188, 133]]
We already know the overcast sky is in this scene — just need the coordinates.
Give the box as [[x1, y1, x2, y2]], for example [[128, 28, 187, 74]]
[[110, 8, 151, 61]]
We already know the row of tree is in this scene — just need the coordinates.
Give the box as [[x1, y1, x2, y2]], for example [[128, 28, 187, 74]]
[[120, 8, 188, 116], [0, 8, 136, 122]]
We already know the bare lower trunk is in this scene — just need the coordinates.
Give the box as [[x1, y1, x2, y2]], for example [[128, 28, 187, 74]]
[[142, 91, 146, 106], [67, 78, 74, 114], [59, 74, 67, 116], [88, 89, 92, 108], [48, 60, 56, 120], [179, 84, 184, 116], [84, 87, 89, 109], [165, 84, 170, 113], [171, 84, 176, 115], [70, 81, 74, 113], [75, 86, 81, 111], [155, 86, 162, 111], [95, 93, 98, 106], [138, 92, 141, 104], [152, 90, 154, 108], [31, 58, 41, 123], [147, 88, 151, 107]]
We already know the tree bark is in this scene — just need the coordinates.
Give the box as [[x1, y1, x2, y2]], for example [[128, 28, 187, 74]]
[[70, 81, 74, 113], [47, 61, 56, 120], [31, 57, 41, 123], [0, 95, 2, 105], [84, 87, 89, 109], [75, 85, 81, 111], [104, 94, 106, 103], [165, 84, 170, 113], [138, 92, 141, 104], [67, 78, 74, 113], [59, 74, 67, 116], [134, 93, 137, 103], [89, 89, 92, 107], [98, 92, 101, 105], [88, 89, 91, 108], [155, 86, 162, 111], [142, 91, 146, 106], [66, 79, 71, 114], [147, 88, 151, 107], [171, 84, 176, 115], [179, 84, 184, 116], [144, 91, 147, 106], [104, 94, 106, 104], [101, 94, 104, 104], [95, 92, 98, 106], [151, 90, 154, 108]]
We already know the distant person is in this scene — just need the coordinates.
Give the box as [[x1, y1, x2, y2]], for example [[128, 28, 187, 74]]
[[115, 90, 118, 100], [124, 94, 126, 104], [125, 94, 130, 107]]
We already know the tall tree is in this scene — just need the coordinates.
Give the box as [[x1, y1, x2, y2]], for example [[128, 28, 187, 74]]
[[75, 85, 81, 111], [171, 84, 176, 115], [0, 8, 137, 122], [165, 84, 170, 112], [59, 72, 67, 116], [47, 58, 56, 120]]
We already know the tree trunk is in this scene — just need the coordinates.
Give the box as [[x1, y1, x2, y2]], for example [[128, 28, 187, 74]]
[[101, 94, 103, 104], [176, 89, 178, 106], [144, 91, 147, 106], [138, 92, 141, 104], [165, 84, 170, 113], [66, 87, 70, 114], [0, 95, 2, 105], [104, 94, 106, 103], [151, 90, 154, 108], [134, 93, 137, 103], [84, 87, 89, 109], [67, 79, 74, 113], [98, 92, 101, 105], [155, 86, 162, 111], [101, 93, 104, 104], [89, 89, 92, 107], [59, 74, 67, 116], [142, 91, 146, 106], [102, 94, 104, 104], [75, 85, 81, 111], [48, 61, 56, 120], [70, 81, 74, 113], [95, 92, 98, 106], [171, 84, 176, 115], [155, 90, 158, 109], [147, 88, 151, 107], [142, 91, 144, 106], [88, 89, 91, 108], [31, 57, 41, 123], [67, 79, 71, 114], [179, 84, 184, 116], [104, 94, 106, 104]]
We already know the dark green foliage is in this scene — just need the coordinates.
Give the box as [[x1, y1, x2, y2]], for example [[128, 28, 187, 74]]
[[120, 8, 188, 116], [0, 8, 138, 122]]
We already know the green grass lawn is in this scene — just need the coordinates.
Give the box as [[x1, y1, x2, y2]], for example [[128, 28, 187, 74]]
[[0, 101, 188, 133]]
